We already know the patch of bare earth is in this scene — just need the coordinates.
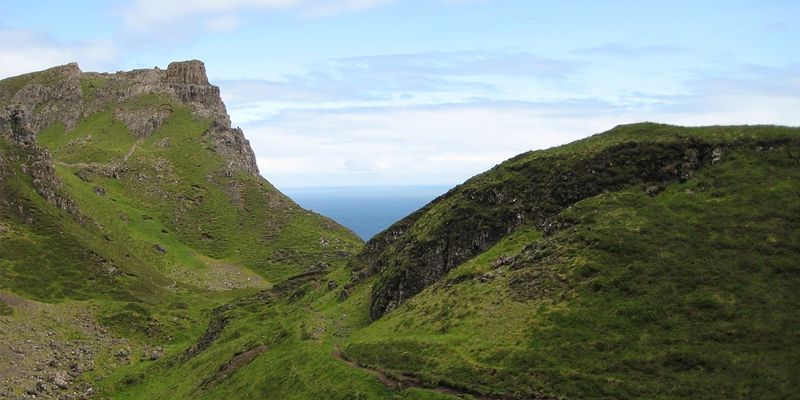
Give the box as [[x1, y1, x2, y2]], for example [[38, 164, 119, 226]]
[[0, 292, 132, 400]]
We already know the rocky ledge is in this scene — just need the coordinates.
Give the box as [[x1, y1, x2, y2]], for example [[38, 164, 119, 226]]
[[0, 60, 259, 178]]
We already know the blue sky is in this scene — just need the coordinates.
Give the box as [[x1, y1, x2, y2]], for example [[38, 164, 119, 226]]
[[1, 0, 798, 188]]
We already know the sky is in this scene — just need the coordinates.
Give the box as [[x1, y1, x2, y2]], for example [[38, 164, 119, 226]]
[[1, 0, 798, 188]]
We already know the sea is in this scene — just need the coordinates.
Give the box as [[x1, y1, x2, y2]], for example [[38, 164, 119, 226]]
[[283, 185, 451, 240]]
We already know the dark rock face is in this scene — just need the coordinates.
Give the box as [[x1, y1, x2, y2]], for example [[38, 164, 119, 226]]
[[6, 63, 84, 133], [362, 139, 717, 320], [204, 121, 260, 178], [184, 304, 235, 359], [114, 106, 172, 138], [0, 106, 82, 219], [165, 60, 210, 85], [161, 61, 260, 177]]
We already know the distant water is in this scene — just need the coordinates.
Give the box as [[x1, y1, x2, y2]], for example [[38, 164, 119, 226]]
[[284, 185, 450, 240]]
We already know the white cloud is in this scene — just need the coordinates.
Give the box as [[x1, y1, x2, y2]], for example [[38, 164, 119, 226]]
[[429, 151, 508, 163], [573, 43, 686, 57], [205, 15, 242, 32], [121, 0, 395, 33], [219, 49, 578, 123], [243, 102, 616, 187], [257, 155, 347, 174], [239, 62, 800, 188], [0, 28, 117, 78]]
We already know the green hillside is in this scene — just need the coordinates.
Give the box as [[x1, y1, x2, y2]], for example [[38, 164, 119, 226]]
[[1, 62, 798, 400], [0, 62, 368, 399], [343, 124, 800, 399]]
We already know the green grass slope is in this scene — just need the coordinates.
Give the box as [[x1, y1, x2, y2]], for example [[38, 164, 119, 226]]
[[116, 124, 799, 400], [0, 64, 382, 399], [1, 62, 460, 400], [3, 61, 799, 400], [343, 124, 800, 399]]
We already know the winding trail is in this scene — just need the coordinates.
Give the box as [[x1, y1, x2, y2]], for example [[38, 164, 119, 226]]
[[54, 137, 144, 170], [122, 137, 144, 162], [331, 344, 497, 399]]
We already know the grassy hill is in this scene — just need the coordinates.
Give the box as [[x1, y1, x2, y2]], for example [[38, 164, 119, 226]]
[[0, 62, 367, 399], [343, 123, 800, 399], [1, 62, 798, 399]]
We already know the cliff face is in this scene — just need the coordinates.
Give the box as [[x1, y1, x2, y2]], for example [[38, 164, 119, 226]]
[[0, 60, 359, 298], [1, 60, 259, 178], [4, 63, 83, 133], [0, 106, 80, 220], [355, 124, 798, 320]]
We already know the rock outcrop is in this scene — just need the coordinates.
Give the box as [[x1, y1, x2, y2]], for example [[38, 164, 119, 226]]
[[165, 60, 210, 85], [359, 133, 724, 320], [0, 106, 81, 220], [5, 63, 83, 133], [2, 60, 259, 178]]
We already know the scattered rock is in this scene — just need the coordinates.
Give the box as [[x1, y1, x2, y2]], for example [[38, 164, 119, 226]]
[[309, 262, 330, 273], [92, 186, 105, 196], [711, 147, 724, 164], [69, 362, 83, 374], [338, 283, 355, 301], [53, 370, 70, 389], [115, 347, 130, 359], [645, 184, 664, 197], [490, 255, 512, 268], [478, 271, 496, 282], [153, 244, 166, 254], [149, 347, 163, 361]]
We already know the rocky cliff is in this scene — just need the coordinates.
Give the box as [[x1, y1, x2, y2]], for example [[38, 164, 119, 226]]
[[353, 124, 798, 320], [0, 60, 259, 178], [0, 106, 80, 221]]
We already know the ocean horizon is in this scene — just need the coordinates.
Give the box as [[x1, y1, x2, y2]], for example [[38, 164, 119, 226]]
[[283, 185, 452, 240]]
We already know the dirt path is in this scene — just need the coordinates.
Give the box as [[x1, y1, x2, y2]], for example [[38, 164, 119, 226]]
[[331, 344, 496, 399], [54, 137, 144, 170], [0, 291, 135, 399], [55, 160, 103, 169], [122, 138, 144, 163]]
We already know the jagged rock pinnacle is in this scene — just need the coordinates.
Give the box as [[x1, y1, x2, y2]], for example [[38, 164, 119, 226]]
[[0, 60, 260, 178], [165, 60, 210, 85]]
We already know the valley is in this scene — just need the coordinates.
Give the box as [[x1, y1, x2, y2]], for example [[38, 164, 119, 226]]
[[0, 61, 798, 400]]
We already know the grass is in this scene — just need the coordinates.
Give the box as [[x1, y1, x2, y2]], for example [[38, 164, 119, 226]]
[[360, 124, 800, 320], [0, 299, 12, 316], [38, 111, 138, 164], [104, 125, 798, 400], [0, 76, 387, 398], [344, 136, 800, 399], [4, 65, 800, 399]]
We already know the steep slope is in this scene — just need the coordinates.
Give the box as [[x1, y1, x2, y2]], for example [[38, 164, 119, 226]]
[[2, 61, 799, 400], [0, 61, 363, 399], [342, 124, 800, 399]]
